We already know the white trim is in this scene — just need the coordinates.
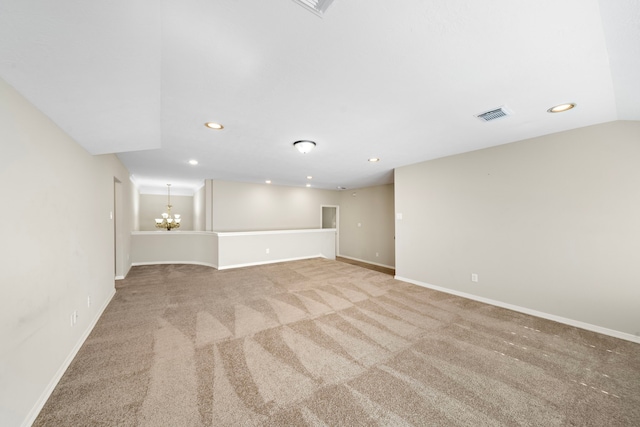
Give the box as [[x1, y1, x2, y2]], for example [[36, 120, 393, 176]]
[[131, 261, 218, 269], [123, 262, 132, 279], [22, 288, 117, 427], [130, 256, 334, 271], [131, 229, 336, 237], [218, 255, 324, 270], [114, 275, 125, 280], [217, 228, 335, 237], [339, 254, 394, 270], [395, 276, 640, 345], [131, 230, 215, 236]]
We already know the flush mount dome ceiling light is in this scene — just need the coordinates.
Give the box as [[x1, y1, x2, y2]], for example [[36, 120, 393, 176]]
[[293, 140, 316, 154], [204, 122, 224, 130], [547, 103, 576, 113]]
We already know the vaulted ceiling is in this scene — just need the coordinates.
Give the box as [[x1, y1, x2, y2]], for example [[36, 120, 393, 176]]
[[1, 0, 638, 194]]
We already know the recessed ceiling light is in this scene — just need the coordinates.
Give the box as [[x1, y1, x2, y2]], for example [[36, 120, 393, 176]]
[[265, 180, 271, 184], [368, 158, 380, 163], [188, 159, 198, 165], [337, 186, 347, 190], [307, 176, 313, 180], [204, 122, 224, 130], [306, 183, 311, 188], [547, 103, 576, 113]]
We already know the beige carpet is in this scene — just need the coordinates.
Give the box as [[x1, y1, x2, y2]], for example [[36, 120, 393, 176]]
[[35, 258, 640, 426]]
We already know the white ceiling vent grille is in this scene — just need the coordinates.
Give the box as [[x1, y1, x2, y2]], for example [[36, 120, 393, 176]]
[[292, 0, 335, 16], [475, 105, 513, 122]]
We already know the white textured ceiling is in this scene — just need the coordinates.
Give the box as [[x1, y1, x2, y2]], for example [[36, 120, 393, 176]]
[[1, 0, 638, 194]]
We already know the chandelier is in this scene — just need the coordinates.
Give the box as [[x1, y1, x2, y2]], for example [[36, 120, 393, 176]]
[[155, 184, 181, 231]]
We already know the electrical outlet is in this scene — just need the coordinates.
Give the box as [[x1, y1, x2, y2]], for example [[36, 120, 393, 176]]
[[87, 296, 91, 308], [71, 310, 78, 326], [471, 274, 478, 283], [266, 248, 270, 254], [376, 252, 379, 257]]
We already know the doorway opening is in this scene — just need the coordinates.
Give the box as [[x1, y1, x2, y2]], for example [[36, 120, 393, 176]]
[[321, 205, 339, 256], [114, 178, 124, 280]]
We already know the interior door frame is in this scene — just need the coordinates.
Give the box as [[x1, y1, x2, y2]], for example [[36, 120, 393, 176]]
[[114, 178, 124, 280], [320, 205, 339, 256]]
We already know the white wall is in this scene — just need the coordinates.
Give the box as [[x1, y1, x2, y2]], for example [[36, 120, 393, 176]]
[[338, 184, 395, 268], [395, 121, 640, 340], [209, 180, 339, 231], [132, 178, 140, 232], [0, 77, 135, 426], [139, 193, 194, 231], [193, 183, 206, 231]]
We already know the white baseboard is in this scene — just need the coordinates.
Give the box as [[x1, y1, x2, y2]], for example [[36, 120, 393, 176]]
[[130, 256, 333, 271], [114, 262, 133, 281], [131, 261, 218, 269], [22, 287, 117, 427], [218, 255, 323, 270], [395, 276, 640, 345], [338, 254, 394, 270]]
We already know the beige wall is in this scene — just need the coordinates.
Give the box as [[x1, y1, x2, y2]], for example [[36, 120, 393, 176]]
[[206, 180, 396, 267], [395, 121, 640, 339], [209, 180, 340, 231], [139, 193, 194, 231], [0, 77, 136, 425], [131, 231, 218, 268], [217, 229, 336, 268], [338, 184, 395, 268]]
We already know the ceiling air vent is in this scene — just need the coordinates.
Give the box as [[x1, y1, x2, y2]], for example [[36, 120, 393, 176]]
[[292, 0, 335, 16], [475, 105, 513, 122]]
